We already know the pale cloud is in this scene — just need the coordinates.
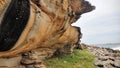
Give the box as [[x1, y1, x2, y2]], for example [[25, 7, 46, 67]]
[[72, 0, 120, 44], [82, 22, 120, 36], [87, 0, 120, 16]]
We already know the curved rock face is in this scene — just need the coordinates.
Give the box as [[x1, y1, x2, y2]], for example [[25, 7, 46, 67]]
[[0, 0, 95, 68], [0, 0, 95, 57], [52, 25, 81, 55], [0, 0, 95, 67]]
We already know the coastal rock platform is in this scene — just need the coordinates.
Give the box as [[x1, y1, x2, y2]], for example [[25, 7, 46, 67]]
[[80, 43, 120, 68]]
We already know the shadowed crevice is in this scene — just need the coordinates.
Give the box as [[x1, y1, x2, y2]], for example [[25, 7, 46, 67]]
[[0, 0, 30, 51]]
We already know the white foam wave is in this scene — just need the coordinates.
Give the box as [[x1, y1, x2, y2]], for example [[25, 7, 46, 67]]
[[113, 47, 120, 50]]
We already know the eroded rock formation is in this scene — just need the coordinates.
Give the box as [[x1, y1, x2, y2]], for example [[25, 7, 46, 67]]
[[0, 0, 95, 68]]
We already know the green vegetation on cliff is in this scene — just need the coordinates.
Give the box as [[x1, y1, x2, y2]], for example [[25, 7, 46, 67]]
[[45, 49, 97, 68]]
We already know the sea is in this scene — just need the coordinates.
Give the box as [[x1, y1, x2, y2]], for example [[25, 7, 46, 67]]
[[93, 43, 120, 50]]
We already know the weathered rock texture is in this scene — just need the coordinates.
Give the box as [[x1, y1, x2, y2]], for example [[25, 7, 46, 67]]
[[0, 0, 95, 68], [80, 43, 120, 68]]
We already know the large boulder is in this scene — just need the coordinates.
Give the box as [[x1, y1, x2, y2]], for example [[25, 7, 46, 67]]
[[0, 0, 95, 68]]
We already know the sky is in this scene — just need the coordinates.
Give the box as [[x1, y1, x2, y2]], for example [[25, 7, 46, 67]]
[[72, 0, 120, 44]]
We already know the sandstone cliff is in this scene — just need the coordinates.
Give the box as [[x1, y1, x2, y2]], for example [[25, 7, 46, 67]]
[[0, 0, 95, 68]]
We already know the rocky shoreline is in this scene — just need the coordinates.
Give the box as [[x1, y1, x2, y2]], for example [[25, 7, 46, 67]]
[[79, 43, 120, 68]]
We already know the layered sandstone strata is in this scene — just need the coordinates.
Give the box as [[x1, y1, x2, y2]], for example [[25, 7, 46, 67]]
[[0, 0, 95, 68]]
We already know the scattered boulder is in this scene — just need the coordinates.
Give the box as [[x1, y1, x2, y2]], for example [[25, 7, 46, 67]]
[[83, 43, 120, 68], [113, 60, 120, 67]]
